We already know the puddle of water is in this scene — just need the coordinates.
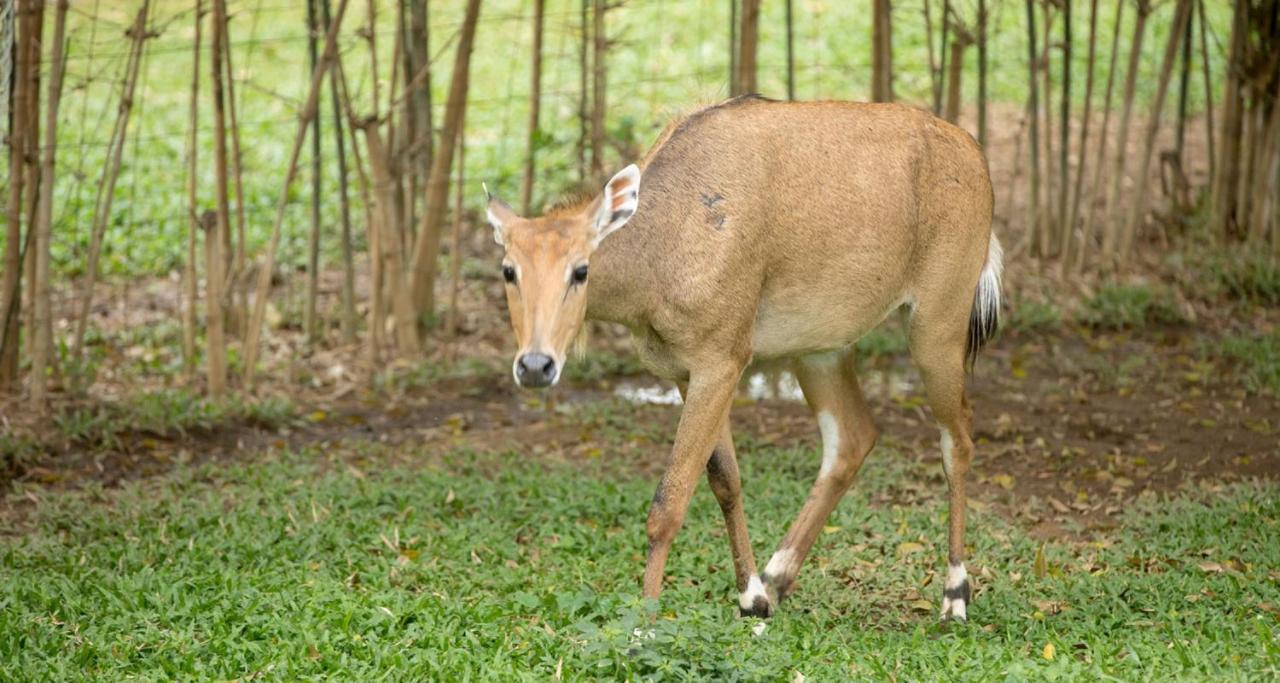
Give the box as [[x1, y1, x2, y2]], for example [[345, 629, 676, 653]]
[[613, 383, 684, 405], [614, 367, 917, 406]]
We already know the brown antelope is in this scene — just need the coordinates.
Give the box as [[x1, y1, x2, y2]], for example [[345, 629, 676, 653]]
[[486, 95, 1001, 622]]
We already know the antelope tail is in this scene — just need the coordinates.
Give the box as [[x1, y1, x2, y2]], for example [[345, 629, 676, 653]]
[[966, 234, 1003, 369]]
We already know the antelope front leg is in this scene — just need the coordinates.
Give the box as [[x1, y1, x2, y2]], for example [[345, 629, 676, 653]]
[[642, 363, 741, 601], [706, 423, 770, 617]]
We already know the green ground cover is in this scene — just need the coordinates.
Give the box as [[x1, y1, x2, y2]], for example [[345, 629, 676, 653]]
[[2, 425, 1275, 680]]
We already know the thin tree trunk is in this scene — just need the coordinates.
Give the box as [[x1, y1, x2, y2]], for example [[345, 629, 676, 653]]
[[1250, 94, 1280, 241], [737, 0, 760, 96], [1175, 0, 1192, 161], [1064, 0, 1098, 275], [242, 0, 350, 387], [785, 0, 795, 100], [446, 127, 466, 339], [304, 0, 322, 344], [590, 0, 606, 177], [1, 0, 36, 391], [1102, 0, 1150, 258], [363, 123, 420, 354], [925, 0, 941, 114], [1039, 2, 1055, 256], [1119, 0, 1193, 259], [334, 60, 384, 364], [70, 0, 151, 370], [208, 0, 233, 397], [19, 0, 40, 353], [729, 0, 738, 94], [1024, 0, 1042, 253], [183, 0, 204, 377], [221, 6, 247, 294], [1236, 91, 1260, 242], [322, 0, 356, 344], [1211, 0, 1245, 240], [1056, 0, 1072, 261], [944, 31, 970, 123], [577, 0, 589, 183], [406, 0, 431, 237], [872, 0, 893, 102], [1196, 0, 1214, 187], [977, 0, 988, 147], [521, 0, 545, 215], [1078, 0, 1124, 272], [939, 0, 951, 115], [408, 0, 482, 318], [30, 0, 68, 408]]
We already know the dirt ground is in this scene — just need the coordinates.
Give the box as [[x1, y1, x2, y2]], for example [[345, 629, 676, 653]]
[[3, 299, 1276, 541]]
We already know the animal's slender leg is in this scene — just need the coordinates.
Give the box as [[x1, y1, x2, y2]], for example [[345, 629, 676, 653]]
[[762, 350, 878, 602], [643, 361, 743, 600], [909, 308, 976, 622], [705, 422, 768, 616]]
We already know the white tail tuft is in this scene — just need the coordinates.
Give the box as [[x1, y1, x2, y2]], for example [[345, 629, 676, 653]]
[[966, 234, 1003, 368]]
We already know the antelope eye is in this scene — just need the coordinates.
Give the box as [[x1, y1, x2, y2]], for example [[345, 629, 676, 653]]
[[502, 265, 516, 283], [571, 265, 589, 285]]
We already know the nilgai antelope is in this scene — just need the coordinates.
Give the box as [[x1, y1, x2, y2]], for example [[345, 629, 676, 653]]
[[486, 95, 1001, 621]]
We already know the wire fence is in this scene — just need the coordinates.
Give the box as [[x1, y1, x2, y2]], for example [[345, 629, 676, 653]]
[[6, 0, 1230, 277]]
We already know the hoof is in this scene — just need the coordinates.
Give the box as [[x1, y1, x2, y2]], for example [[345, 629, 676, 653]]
[[738, 575, 774, 618], [939, 564, 970, 622]]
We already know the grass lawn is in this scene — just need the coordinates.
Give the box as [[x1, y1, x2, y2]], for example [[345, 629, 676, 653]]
[[2, 429, 1277, 680]]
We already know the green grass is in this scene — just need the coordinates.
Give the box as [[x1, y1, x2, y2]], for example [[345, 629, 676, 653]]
[[1006, 296, 1063, 335], [1208, 254, 1280, 307], [2, 435, 1277, 680], [1077, 282, 1186, 330], [1206, 332, 1280, 396], [52, 389, 297, 450]]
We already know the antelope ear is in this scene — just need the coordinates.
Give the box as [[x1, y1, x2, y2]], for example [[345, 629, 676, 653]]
[[485, 184, 518, 246], [591, 164, 641, 246]]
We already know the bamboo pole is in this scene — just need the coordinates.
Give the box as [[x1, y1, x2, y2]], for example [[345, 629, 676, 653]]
[[446, 127, 466, 339], [242, 0, 350, 387], [521, 0, 545, 215], [408, 0, 482, 318], [1102, 0, 1151, 259], [304, 0, 323, 344], [322, 0, 357, 344], [1077, 0, 1125, 273], [1119, 0, 1193, 259], [1, 0, 36, 391], [221, 4, 247, 292], [30, 0, 69, 407], [1024, 0, 1041, 254], [334, 59, 384, 365], [208, 0, 232, 396], [183, 1, 204, 378]]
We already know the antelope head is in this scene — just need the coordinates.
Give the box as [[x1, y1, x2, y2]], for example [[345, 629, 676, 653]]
[[487, 164, 641, 389]]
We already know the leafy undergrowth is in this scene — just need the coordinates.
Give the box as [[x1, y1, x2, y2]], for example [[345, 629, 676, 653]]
[[1076, 282, 1187, 330], [1, 441, 1276, 680], [51, 390, 297, 451], [1207, 331, 1280, 396]]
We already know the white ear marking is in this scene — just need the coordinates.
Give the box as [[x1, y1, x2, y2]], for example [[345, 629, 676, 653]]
[[592, 164, 641, 247], [486, 188, 515, 247]]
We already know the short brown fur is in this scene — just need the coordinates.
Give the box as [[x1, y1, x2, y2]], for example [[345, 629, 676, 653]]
[[489, 97, 1000, 621]]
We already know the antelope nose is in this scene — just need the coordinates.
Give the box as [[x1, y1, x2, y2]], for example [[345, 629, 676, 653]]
[[516, 353, 557, 388]]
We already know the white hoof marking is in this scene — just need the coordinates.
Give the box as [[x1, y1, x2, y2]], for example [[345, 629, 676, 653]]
[[940, 562, 969, 621], [739, 574, 768, 611]]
